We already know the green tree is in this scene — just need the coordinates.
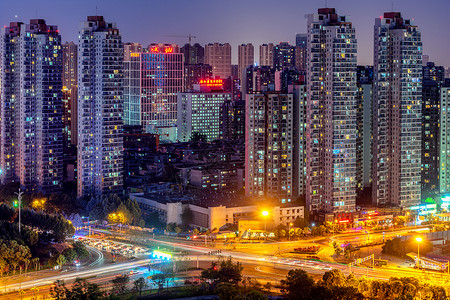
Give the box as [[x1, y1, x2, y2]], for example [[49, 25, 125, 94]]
[[72, 241, 89, 260], [133, 277, 147, 296], [56, 254, 66, 269], [175, 226, 182, 235], [281, 269, 316, 300], [111, 274, 130, 294]]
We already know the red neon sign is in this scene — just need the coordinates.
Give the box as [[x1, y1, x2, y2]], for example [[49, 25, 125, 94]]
[[164, 47, 173, 53], [199, 79, 223, 87], [150, 46, 159, 53], [338, 219, 350, 223]]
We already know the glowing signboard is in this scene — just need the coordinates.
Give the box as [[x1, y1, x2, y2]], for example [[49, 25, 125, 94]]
[[152, 250, 172, 260], [130, 53, 139, 58], [149, 46, 174, 54], [199, 79, 223, 87]]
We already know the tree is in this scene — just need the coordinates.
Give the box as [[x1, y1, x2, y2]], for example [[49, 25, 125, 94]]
[[215, 282, 240, 300], [322, 269, 346, 287], [50, 278, 102, 300], [32, 257, 40, 272], [133, 277, 148, 296], [72, 241, 89, 260], [56, 254, 66, 269], [175, 227, 182, 236], [62, 248, 76, 263], [151, 272, 174, 290], [111, 274, 130, 294], [166, 222, 177, 233], [281, 269, 316, 300]]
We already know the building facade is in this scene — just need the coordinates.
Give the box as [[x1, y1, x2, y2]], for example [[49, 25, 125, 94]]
[[177, 83, 232, 142], [440, 86, 450, 193], [77, 16, 123, 198], [123, 44, 184, 141], [245, 93, 294, 203], [273, 42, 296, 71], [0, 19, 63, 194], [305, 8, 357, 213], [259, 43, 274, 67], [238, 43, 254, 80], [295, 33, 307, 72], [184, 63, 212, 91], [372, 12, 422, 207], [62, 41, 78, 146], [181, 43, 204, 65], [205, 43, 231, 79], [422, 79, 440, 197]]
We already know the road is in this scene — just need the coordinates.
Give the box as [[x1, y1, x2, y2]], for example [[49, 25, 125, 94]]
[[0, 226, 444, 299]]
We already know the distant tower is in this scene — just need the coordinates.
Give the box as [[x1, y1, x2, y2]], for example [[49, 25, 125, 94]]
[[372, 12, 422, 207], [77, 16, 123, 198], [0, 19, 63, 194], [259, 43, 274, 67], [238, 44, 254, 80], [204, 43, 232, 79]]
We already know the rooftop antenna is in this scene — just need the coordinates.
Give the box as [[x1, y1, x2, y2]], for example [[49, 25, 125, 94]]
[[95, 6, 98, 16], [391, 0, 394, 12]]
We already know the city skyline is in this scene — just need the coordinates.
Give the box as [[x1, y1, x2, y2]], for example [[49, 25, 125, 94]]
[[0, 0, 449, 67]]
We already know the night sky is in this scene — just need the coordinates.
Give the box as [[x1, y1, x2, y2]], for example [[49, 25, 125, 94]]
[[1, 0, 449, 67]]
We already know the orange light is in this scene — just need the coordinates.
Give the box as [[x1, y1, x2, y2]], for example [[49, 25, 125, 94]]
[[338, 219, 350, 223], [164, 47, 173, 53], [150, 46, 159, 53], [130, 53, 139, 58]]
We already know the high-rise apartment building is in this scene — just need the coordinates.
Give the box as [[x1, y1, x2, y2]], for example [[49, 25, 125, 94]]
[[205, 43, 232, 79], [273, 42, 296, 71], [422, 79, 440, 197], [423, 62, 445, 82], [62, 41, 78, 146], [305, 8, 357, 213], [372, 12, 422, 207], [245, 92, 294, 203], [259, 43, 274, 67], [238, 43, 254, 80], [181, 43, 204, 65], [440, 85, 450, 193], [123, 43, 184, 141], [184, 63, 212, 91], [220, 99, 245, 141], [177, 81, 232, 142], [356, 66, 373, 195], [295, 34, 307, 72], [0, 19, 63, 194], [421, 62, 445, 197], [123, 42, 142, 61], [242, 66, 276, 96], [77, 16, 123, 198]]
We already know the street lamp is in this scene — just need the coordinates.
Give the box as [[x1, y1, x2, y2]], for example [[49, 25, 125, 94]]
[[416, 237, 423, 269], [262, 211, 269, 239], [14, 189, 23, 233], [289, 223, 293, 241]]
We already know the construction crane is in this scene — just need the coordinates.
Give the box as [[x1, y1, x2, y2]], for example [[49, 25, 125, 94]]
[[163, 34, 197, 47]]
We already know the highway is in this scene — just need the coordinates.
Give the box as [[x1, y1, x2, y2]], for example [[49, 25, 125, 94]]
[[1, 226, 446, 299]]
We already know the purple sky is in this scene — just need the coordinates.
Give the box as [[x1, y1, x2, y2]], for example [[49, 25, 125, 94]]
[[1, 0, 449, 67]]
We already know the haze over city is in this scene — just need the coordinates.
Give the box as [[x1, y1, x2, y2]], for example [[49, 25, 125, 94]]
[[1, 0, 449, 66]]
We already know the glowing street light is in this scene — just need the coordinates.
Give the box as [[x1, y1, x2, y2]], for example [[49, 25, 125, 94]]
[[416, 237, 423, 269], [289, 223, 293, 241], [262, 210, 269, 239]]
